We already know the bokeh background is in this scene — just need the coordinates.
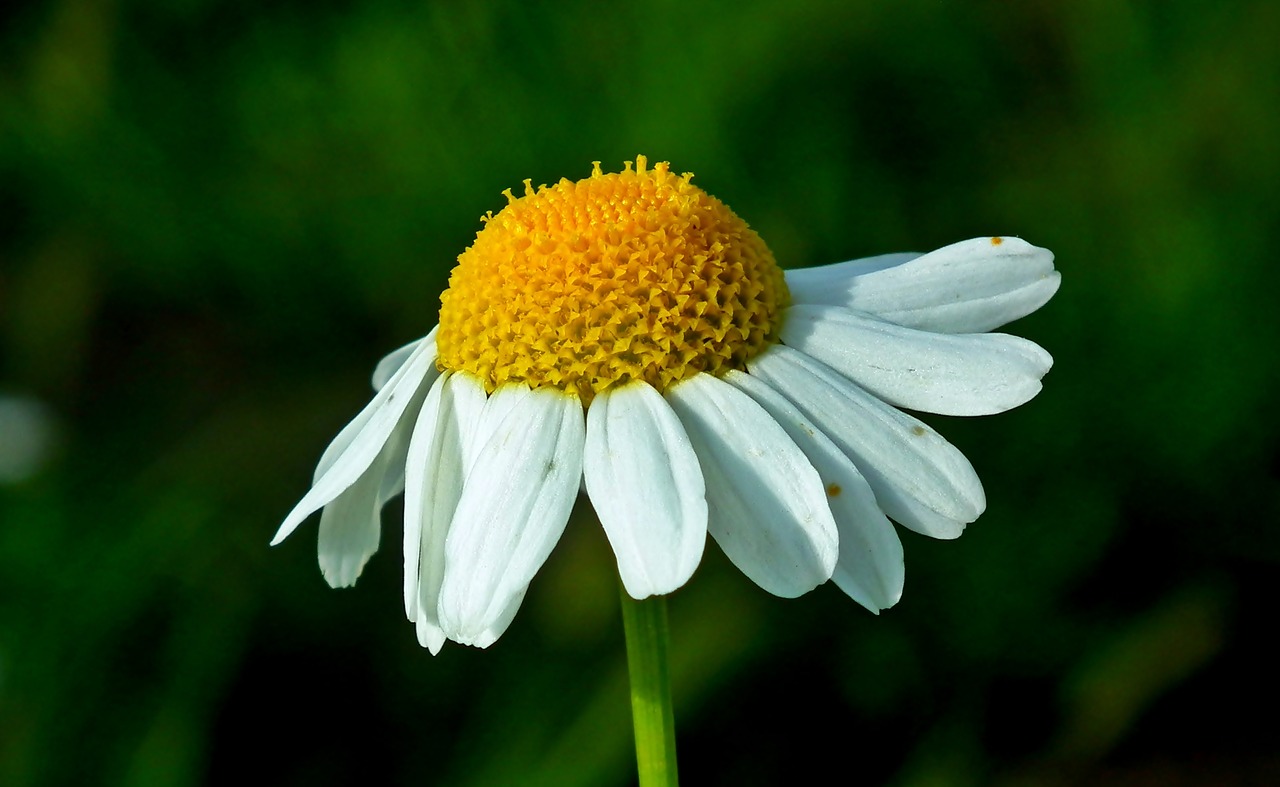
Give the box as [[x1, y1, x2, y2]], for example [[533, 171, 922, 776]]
[[2, 0, 1277, 785]]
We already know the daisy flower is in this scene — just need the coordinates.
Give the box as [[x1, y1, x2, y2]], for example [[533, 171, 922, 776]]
[[273, 156, 1058, 653]]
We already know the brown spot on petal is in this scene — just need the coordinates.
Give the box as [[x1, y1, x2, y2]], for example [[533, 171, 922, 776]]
[[991, 236, 1004, 246], [911, 425, 927, 436], [826, 483, 842, 498]]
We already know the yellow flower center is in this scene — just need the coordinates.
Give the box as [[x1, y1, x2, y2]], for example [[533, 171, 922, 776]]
[[436, 156, 789, 404]]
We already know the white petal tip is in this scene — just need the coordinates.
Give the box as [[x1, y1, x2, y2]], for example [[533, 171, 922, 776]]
[[321, 570, 360, 590], [932, 523, 968, 541], [879, 588, 904, 612], [439, 629, 487, 649], [618, 565, 697, 600], [417, 622, 446, 654], [320, 552, 374, 589], [836, 580, 903, 615], [472, 631, 502, 649], [270, 513, 308, 546], [770, 578, 829, 600], [621, 581, 680, 601]]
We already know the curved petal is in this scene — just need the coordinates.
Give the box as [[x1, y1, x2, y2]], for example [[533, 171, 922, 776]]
[[584, 381, 708, 599], [786, 237, 1059, 333], [889, 494, 968, 540], [403, 372, 487, 652], [273, 337, 439, 546], [748, 345, 984, 539], [372, 330, 434, 392], [419, 585, 526, 653], [315, 477, 383, 588], [315, 329, 438, 481], [780, 304, 1053, 416], [402, 373, 447, 622], [665, 373, 837, 598], [472, 587, 529, 649], [785, 252, 921, 301], [724, 370, 904, 612], [415, 614, 447, 654], [437, 385, 585, 646], [316, 435, 395, 586], [316, 367, 432, 587], [400, 373, 445, 616], [465, 382, 532, 475]]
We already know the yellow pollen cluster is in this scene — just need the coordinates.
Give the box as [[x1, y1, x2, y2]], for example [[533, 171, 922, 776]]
[[436, 156, 789, 404]]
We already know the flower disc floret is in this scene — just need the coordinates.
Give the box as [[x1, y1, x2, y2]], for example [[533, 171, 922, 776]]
[[436, 156, 789, 403]]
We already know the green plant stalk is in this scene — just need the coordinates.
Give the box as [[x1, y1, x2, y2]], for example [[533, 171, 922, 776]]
[[619, 582, 679, 787]]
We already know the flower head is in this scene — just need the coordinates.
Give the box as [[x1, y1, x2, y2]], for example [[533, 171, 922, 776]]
[[437, 159, 787, 401], [274, 157, 1059, 653]]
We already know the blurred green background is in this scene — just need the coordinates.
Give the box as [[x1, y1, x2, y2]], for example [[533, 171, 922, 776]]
[[2, 0, 1277, 785]]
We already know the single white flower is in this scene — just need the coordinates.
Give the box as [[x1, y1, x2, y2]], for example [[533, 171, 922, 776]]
[[273, 157, 1059, 653]]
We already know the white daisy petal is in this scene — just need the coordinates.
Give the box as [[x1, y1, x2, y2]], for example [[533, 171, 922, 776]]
[[780, 304, 1054, 416], [473, 587, 529, 649], [437, 385, 585, 646], [315, 329, 438, 481], [584, 381, 708, 599], [419, 585, 526, 654], [465, 382, 532, 475], [784, 252, 921, 301], [372, 334, 430, 392], [404, 372, 486, 649], [316, 447, 389, 588], [316, 484, 382, 588], [316, 375, 429, 588], [890, 494, 968, 540], [665, 373, 837, 598], [273, 337, 439, 546], [786, 237, 1059, 333], [416, 614, 446, 655], [724, 370, 904, 612], [748, 345, 985, 539], [448, 373, 491, 477], [402, 372, 450, 622], [378, 466, 407, 508]]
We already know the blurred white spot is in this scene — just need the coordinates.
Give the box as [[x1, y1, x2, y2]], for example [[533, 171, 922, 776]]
[[0, 394, 60, 483]]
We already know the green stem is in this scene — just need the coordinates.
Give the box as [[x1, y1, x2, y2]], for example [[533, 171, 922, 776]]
[[619, 582, 680, 787]]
